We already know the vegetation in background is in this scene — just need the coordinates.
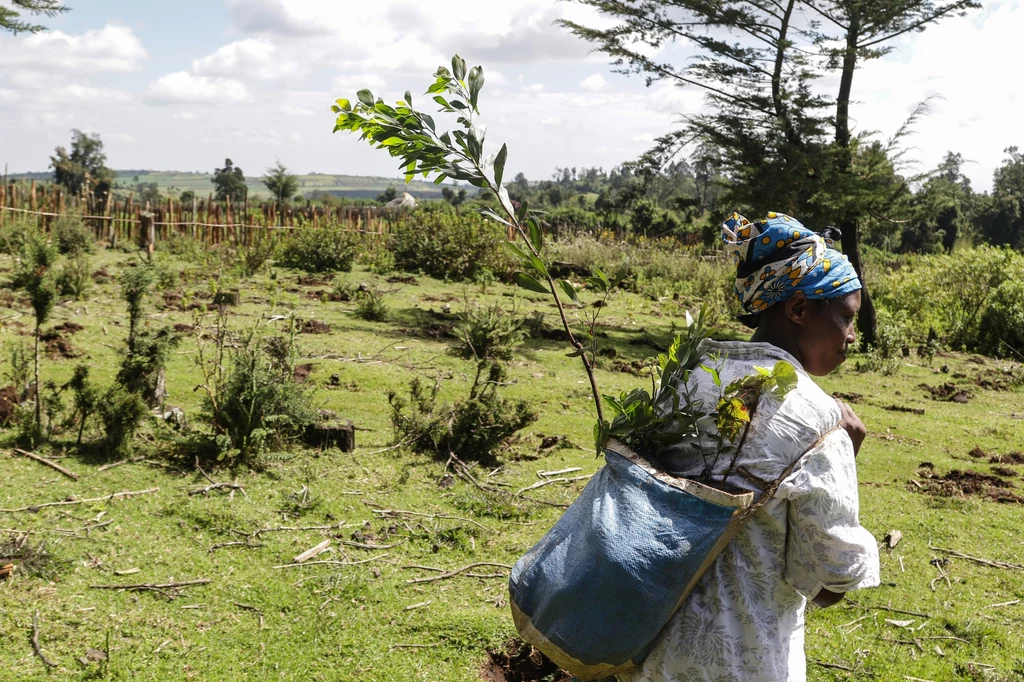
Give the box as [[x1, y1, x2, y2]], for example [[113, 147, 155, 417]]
[[262, 160, 299, 206], [278, 225, 358, 273], [213, 158, 248, 202], [50, 129, 115, 199]]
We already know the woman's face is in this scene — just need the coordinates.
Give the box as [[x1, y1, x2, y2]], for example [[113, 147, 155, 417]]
[[797, 290, 861, 376]]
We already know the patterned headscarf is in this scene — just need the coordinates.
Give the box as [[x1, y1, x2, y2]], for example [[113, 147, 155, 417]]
[[722, 212, 861, 315]]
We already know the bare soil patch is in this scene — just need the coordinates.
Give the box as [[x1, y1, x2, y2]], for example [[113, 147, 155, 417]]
[[832, 392, 863, 403], [481, 639, 570, 682], [913, 464, 1024, 504], [300, 320, 331, 335], [40, 331, 79, 359], [0, 385, 19, 425], [919, 382, 972, 403], [52, 322, 84, 334], [609, 359, 647, 376], [292, 363, 314, 383]]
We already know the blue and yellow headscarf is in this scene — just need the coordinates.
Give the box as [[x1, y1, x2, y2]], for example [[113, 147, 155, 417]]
[[722, 212, 861, 315]]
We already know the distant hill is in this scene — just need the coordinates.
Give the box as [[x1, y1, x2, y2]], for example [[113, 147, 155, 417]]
[[5, 169, 453, 200]]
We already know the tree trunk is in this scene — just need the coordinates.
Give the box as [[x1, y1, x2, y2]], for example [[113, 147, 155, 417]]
[[834, 10, 877, 348], [33, 326, 41, 432]]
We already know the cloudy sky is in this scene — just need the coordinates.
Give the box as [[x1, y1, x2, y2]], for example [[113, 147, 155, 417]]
[[0, 0, 1019, 191]]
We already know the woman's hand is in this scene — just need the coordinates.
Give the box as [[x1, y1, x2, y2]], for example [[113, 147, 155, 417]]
[[835, 399, 866, 457]]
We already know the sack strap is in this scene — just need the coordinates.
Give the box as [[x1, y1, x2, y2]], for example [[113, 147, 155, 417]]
[[735, 423, 842, 522]]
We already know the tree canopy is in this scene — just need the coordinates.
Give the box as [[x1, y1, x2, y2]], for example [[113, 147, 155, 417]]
[[50, 129, 115, 199], [213, 158, 248, 202], [262, 161, 299, 205], [0, 0, 69, 34]]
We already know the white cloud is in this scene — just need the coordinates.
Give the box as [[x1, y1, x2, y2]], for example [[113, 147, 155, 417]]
[[192, 37, 304, 82], [580, 74, 607, 92], [540, 117, 562, 126], [146, 72, 249, 105], [331, 73, 387, 94], [0, 24, 146, 74], [174, 112, 203, 121], [280, 105, 315, 117]]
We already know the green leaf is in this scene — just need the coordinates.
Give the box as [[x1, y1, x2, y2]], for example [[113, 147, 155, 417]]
[[528, 254, 548, 278], [433, 95, 451, 109], [503, 240, 530, 262], [452, 54, 467, 81], [516, 199, 529, 225], [404, 90, 413, 106], [594, 267, 610, 289], [467, 65, 484, 111], [357, 89, 374, 106], [335, 98, 351, 112], [481, 208, 513, 227], [380, 137, 404, 147], [513, 272, 549, 295], [527, 216, 543, 253], [494, 143, 508, 187], [771, 361, 798, 396], [699, 364, 722, 387], [559, 279, 581, 306]]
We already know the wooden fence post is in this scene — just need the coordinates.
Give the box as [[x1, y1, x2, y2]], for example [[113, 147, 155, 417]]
[[139, 211, 155, 257]]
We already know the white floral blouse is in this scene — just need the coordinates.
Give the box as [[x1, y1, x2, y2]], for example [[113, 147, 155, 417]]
[[619, 340, 880, 682]]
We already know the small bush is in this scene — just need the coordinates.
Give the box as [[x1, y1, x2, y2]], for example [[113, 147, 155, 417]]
[[355, 288, 389, 322], [56, 252, 92, 299], [202, 321, 317, 463], [0, 217, 34, 255], [390, 207, 513, 281], [860, 311, 908, 375], [236, 235, 279, 279], [278, 226, 359, 273], [52, 213, 94, 255], [978, 279, 1024, 357], [118, 327, 180, 407], [97, 385, 149, 456], [454, 298, 526, 361], [389, 363, 537, 462], [360, 247, 396, 275]]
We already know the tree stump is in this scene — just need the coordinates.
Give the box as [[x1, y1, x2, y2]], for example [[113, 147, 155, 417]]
[[138, 211, 155, 257], [305, 421, 355, 452]]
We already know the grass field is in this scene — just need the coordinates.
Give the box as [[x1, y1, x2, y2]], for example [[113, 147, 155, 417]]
[[1, 246, 1023, 681]]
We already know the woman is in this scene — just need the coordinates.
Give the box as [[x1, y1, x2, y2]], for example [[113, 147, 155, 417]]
[[620, 212, 880, 682]]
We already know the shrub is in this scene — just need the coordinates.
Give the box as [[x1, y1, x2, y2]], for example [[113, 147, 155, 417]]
[[389, 363, 536, 462], [200, 318, 317, 463], [454, 298, 526, 361], [355, 287, 389, 322], [859, 310, 908, 375], [390, 207, 513, 281], [235, 235, 279, 279], [97, 385, 149, 456], [57, 252, 92, 299], [978, 278, 1024, 357], [279, 226, 358, 273], [0, 216, 34, 256], [117, 327, 180, 408], [359, 247, 396, 275], [51, 213, 94, 255]]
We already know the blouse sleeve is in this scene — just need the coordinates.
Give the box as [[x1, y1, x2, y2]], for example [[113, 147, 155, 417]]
[[779, 429, 880, 600]]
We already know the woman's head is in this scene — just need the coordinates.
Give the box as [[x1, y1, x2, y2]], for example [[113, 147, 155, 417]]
[[722, 212, 862, 375], [757, 289, 861, 376]]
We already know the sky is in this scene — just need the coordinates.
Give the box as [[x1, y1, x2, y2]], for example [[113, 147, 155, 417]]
[[0, 0, 1019, 192]]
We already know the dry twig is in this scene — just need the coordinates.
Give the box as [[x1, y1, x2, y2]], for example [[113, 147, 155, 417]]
[[1, 488, 160, 513], [90, 578, 211, 599], [403, 562, 512, 584], [97, 457, 145, 472], [13, 448, 79, 481], [31, 611, 57, 669], [233, 602, 265, 628], [273, 553, 388, 569], [845, 600, 931, 619], [929, 545, 1024, 570]]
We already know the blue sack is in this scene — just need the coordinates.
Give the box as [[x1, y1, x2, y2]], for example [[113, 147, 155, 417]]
[[508, 439, 754, 681]]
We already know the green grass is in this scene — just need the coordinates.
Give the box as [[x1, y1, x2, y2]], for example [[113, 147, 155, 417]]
[[1, 247, 1023, 681]]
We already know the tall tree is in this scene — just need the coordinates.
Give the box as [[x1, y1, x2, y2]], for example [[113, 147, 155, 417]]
[[978, 147, 1024, 250], [0, 0, 69, 34], [559, 0, 978, 347], [213, 158, 248, 202], [50, 129, 115, 199], [262, 160, 299, 206], [813, 0, 980, 343]]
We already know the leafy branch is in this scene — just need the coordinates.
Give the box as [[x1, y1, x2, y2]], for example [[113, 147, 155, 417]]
[[332, 55, 611, 445]]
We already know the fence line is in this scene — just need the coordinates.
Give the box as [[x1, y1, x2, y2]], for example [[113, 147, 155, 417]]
[[1, 180, 395, 246]]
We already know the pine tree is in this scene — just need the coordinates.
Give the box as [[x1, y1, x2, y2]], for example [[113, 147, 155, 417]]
[[0, 0, 69, 34]]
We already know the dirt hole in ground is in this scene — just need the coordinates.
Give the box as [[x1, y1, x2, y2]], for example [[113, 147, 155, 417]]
[[832, 392, 863, 403], [40, 331, 79, 359], [297, 274, 331, 287], [919, 382, 971, 403], [0, 385, 19, 425], [968, 446, 1024, 465], [292, 363, 313, 383], [609, 359, 647, 376], [912, 465, 1024, 504], [300, 319, 331, 335], [481, 639, 570, 682], [52, 321, 84, 334]]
